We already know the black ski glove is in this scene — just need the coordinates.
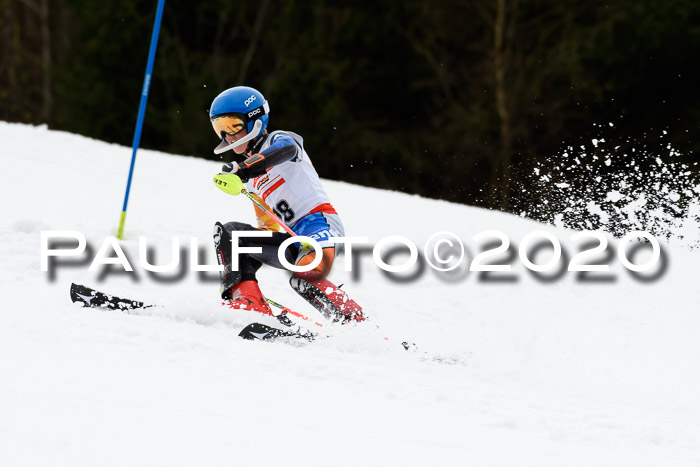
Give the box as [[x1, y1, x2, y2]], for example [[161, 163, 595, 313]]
[[221, 161, 251, 183]]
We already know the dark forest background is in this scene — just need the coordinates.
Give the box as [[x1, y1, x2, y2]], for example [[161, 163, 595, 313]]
[[2, 0, 699, 214]]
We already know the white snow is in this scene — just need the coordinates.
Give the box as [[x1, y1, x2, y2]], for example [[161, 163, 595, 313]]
[[1, 122, 699, 466], [585, 201, 610, 225], [606, 190, 624, 203]]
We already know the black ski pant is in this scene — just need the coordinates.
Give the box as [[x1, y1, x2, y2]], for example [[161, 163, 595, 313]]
[[214, 221, 299, 299]]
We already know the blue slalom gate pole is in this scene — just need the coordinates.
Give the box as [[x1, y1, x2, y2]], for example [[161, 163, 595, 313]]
[[117, 0, 166, 239]]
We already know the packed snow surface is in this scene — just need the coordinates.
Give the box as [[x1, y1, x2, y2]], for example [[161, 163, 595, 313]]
[[1, 122, 699, 466]]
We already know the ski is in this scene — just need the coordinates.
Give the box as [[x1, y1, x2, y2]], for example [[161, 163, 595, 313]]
[[70, 283, 410, 348], [70, 283, 317, 342], [70, 282, 148, 312], [238, 322, 316, 342]]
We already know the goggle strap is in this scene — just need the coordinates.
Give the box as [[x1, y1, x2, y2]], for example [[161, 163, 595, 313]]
[[244, 101, 270, 121]]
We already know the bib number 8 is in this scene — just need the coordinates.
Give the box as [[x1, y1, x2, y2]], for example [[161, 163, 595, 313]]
[[274, 200, 295, 222]]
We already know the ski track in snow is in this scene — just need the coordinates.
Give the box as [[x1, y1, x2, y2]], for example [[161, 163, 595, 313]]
[[1, 122, 699, 466]]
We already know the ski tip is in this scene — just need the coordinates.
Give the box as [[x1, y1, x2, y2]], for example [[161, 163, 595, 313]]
[[70, 283, 91, 307], [68, 283, 144, 311]]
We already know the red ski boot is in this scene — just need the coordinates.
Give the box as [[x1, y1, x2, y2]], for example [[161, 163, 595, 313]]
[[223, 280, 273, 316], [290, 271, 365, 323]]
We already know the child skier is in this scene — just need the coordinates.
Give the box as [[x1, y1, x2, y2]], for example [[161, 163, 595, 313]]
[[209, 86, 364, 323]]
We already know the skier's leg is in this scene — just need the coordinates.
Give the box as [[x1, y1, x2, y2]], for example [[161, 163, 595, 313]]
[[287, 213, 365, 323], [290, 263, 365, 323], [214, 221, 297, 314], [214, 222, 259, 298]]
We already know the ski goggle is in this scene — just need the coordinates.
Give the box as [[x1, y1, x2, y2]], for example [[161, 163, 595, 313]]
[[211, 114, 246, 139]]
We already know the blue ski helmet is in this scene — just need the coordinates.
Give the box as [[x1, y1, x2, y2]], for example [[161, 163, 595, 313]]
[[209, 86, 270, 154]]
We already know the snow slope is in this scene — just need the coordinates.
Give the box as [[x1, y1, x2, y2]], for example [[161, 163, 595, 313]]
[[1, 122, 698, 466]]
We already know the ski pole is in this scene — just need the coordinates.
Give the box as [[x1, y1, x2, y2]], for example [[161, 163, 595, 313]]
[[265, 297, 324, 327], [238, 186, 316, 254], [238, 188, 330, 324], [239, 188, 297, 237]]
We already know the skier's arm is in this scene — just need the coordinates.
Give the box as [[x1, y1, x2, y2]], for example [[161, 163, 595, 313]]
[[223, 135, 299, 182]]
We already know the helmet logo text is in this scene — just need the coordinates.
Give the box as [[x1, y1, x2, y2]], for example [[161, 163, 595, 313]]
[[244, 95, 257, 107]]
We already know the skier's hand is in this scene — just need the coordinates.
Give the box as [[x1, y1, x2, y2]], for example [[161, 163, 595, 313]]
[[221, 162, 239, 173], [213, 173, 244, 196], [221, 161, 251, 182]]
